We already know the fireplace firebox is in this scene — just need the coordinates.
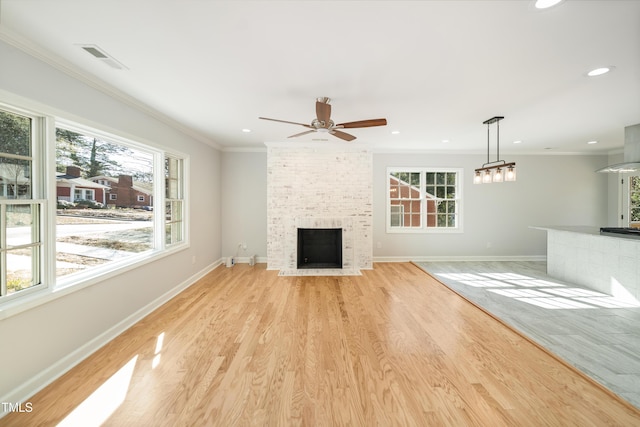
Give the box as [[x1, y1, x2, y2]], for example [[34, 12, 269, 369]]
[[297, 228, 342, 269]]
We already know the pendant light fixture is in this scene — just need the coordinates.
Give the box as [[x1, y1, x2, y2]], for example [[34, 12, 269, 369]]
[[474, 116, 516, 184]]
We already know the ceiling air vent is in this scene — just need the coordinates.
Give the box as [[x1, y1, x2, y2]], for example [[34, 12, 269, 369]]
[[79, 44, 128, 70]]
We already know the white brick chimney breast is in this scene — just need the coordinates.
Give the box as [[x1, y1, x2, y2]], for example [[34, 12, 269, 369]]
[[266, 141, 373, 275]]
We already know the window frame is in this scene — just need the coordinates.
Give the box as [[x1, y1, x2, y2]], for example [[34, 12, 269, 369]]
[[386, 167, 463, 234], [0, 99, 190, 317], [0, 104, 47, 303], [164, 155, 186, 247]]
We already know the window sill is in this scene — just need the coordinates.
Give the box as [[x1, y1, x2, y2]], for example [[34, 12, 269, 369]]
[[0, 242, 189, 321]]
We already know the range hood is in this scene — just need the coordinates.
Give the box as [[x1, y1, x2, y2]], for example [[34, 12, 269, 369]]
[[596, 123, 640, 173]]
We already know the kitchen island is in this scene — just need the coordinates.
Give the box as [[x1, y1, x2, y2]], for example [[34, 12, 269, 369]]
[[532, 226, 640, 302]]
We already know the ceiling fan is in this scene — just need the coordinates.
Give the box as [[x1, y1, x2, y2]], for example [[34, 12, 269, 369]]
[[259, 97, 387, 141]]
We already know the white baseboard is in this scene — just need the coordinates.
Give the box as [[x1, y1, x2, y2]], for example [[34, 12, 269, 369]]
[[0, 259, 222, 420], [374, 255, 547, 263]]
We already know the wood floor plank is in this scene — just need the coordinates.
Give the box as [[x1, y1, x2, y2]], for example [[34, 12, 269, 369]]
[[2, 263, 640, 426]]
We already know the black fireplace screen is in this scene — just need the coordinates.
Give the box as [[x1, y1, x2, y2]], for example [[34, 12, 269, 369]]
[[297, 228, 342, 269]]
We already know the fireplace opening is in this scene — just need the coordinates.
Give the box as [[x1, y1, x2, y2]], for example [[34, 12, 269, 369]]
[[297, 228, 342, 269]]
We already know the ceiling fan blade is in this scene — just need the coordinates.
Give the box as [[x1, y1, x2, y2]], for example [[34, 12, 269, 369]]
[[288, 130, 316, 138], [336, 118, 387, 128], [259, 117, 311, 128], [331, 130, 356, 141], [316, 100, 331, 126]]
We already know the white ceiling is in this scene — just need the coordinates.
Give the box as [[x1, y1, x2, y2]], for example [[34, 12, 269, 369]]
[[1, 0, 639, 153]]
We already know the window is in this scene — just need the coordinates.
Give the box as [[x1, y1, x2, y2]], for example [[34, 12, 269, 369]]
[[165, 156, 184, 245], [626, 174, 640, 228], [0, 107, 43, 299], [73, 188, 95, 201], [387, 167, 462, 232], [0, 100, 188, 309], [389, 172, 422, 228], [390, 205, 404, 227], [55, 125, 154, 279], [425, 171, 458, 228]]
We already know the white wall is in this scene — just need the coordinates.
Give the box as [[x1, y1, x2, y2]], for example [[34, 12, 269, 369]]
[[218, 150, 611, 261], [373, 152, 610, 259], [0, 39, 222, 403], [221, 151, 267, 260]]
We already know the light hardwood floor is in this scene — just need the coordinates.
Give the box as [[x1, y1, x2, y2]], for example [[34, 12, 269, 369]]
[[2, 263, 640, 426]]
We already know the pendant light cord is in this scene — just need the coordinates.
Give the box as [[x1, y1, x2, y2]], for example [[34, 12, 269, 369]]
[[496, 119, 500, 162], [487, 122, 490, 164]]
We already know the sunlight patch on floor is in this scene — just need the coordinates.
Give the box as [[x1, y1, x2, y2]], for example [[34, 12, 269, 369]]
[[152, 332, 165, 369], [435, 271, 640, 310], [57, 355, 138, 427], [611, 277, 640, 305]]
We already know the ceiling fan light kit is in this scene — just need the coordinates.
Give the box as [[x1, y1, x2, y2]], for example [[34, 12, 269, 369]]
[[259, 97, 387, 142], [474, 116, 517, 184]]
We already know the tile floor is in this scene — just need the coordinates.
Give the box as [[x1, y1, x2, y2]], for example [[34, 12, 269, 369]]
[[415, 260, 640, 409]]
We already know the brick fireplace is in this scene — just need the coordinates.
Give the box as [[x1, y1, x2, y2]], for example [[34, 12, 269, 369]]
[[266, 141, 373, 275]]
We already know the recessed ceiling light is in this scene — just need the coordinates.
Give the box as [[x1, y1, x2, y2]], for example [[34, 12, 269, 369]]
[[513, 140, 522, 144], [441, 139, 449, 143], [535, 0, 563, 9], [587, 140, 598, 145], [391, 130, 400, 135], [587, 67, 613, 77], [242, 128, 251, 133]]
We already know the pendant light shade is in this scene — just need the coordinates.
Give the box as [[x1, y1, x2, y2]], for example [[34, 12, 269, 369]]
[[482, 170, 492, 183], [474, 116, 517, 184], [493, 167, 503, 182]]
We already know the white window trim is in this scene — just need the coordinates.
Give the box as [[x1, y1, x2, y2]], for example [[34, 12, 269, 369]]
[[0, 98, 191, 319], [164, 154, 187, 247], [386, 167, 464, 234]]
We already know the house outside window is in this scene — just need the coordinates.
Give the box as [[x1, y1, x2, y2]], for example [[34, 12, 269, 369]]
[[0, 100, 189, 309], [387, 167, 463, 233], [55, 125, 155, 279]]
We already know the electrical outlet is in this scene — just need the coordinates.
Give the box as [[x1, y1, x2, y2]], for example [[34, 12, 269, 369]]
[[191, 255, 196, 264]]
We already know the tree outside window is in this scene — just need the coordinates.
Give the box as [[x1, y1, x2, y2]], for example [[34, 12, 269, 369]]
[[1, 101, 189, 307], [55, 126, 154, 278]]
